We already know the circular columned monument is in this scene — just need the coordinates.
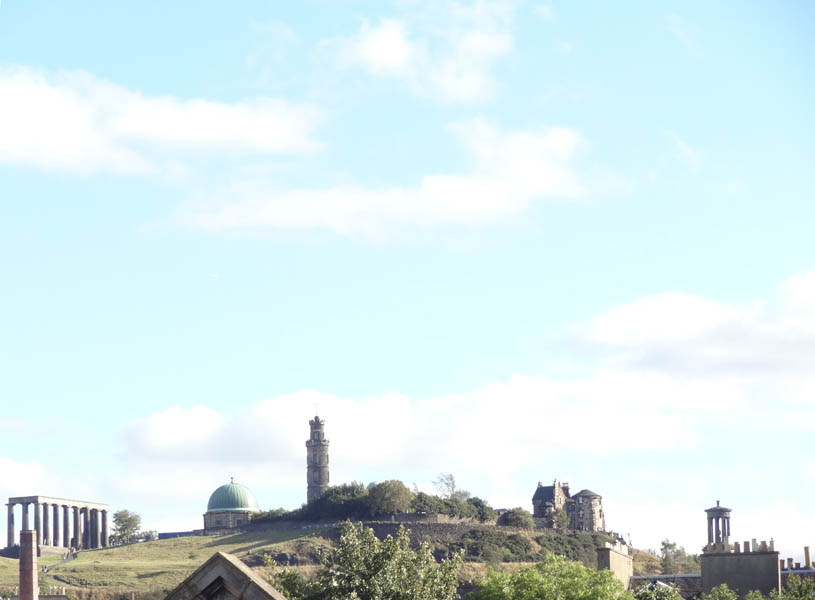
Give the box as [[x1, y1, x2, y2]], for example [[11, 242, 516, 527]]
[[203, 479, 260, 531]]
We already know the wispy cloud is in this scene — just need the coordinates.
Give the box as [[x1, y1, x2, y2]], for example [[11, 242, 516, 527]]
[[0, 67, 323, 174], [183, 118, 585, 241], [534, 4, 553, 20], [330, 1, 516, 103], [667, 131, 700, 169], [665, 13, 699, 52]]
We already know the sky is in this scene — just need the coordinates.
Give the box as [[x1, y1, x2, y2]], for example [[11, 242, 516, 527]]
[[1, 0, 814, 563]]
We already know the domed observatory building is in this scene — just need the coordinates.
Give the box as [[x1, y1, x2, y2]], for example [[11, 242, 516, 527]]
[[203, 479, 260, 531]]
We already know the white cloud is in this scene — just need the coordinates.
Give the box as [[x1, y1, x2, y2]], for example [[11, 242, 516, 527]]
[[183, 118, 585, 240], [344, 19, 415, 75], [554, 40, 572, 56], [103, 267, 815, 554], [0, 67, 323, 174], [573, 269, 815, 379], [334, 1, 515, 102]]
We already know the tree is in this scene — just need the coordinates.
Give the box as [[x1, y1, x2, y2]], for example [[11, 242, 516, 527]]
[[553, 508, 570, 530], [366, 480, 415, 516], [314, 521, 462, 600], [473, 554, 632, 600], [433, 473, 470, 502], [701, 584, 738, 600], [659, 539, 700, 574], [772, 574, 815, 600], [633, 584, 683, 600], [497, 507, 534, 529], [301, 482, 369, 520], [111, 510, 141, 544], [468, 497, 497, 523]]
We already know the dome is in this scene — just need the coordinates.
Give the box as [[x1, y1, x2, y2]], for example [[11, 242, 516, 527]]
[[207, 479, 260, 512]]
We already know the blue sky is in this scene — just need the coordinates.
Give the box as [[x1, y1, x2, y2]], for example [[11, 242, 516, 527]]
[[1, 0, 814, 560]]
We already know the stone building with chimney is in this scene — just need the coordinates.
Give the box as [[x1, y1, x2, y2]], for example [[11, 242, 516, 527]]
[[532, 479, 606, 532]]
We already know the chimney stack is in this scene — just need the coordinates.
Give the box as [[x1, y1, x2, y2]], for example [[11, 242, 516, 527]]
[[804, 546, 811, 568], [19, 530, 38, 600]]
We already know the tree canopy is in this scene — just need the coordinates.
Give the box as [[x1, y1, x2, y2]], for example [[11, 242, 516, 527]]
[[367, 480, 414, 516], [110, 509, 141, 544], [497, 507, 535, 529], [659, 539, 700, 574], [472, 554, 631, 600], [271, 521, 463, 600], [253, 480, 497, 523]]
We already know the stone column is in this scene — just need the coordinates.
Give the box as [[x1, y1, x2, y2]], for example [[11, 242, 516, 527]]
[[62, 506, 69, 548], [707, 517, 714, 544], [90, 509, 100, 549], [7, 503, 14, 548], [52, 504, 60, 547], [101, 510, 108, 547], [72, 506, 80, 550], [33, 503, 41, 547], [714, 516, 721, 543], [82, 509, 89, 549], [22, 502, 30, 530], [19, 530, 38, 600], [42, 503, 49, 546]]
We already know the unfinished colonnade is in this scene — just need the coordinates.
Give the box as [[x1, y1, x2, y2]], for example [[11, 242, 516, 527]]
[[6, 496, 110, 551]]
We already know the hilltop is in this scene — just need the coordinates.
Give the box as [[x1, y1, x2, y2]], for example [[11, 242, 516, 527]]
[[0, 522, 658, 598]]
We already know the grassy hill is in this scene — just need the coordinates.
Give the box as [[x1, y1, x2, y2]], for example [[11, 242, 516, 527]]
[[0, 524, 654, 598], [0, 529, 331, 598]]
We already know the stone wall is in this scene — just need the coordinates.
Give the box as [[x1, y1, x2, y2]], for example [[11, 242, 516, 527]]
[[598, 542, 633, 589], [701, 552, 781, 599], [204, 511, 252, 530]]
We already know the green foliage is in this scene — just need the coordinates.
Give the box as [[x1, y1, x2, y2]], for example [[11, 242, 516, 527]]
[[252, 508, 288, 522], [553, 508, 570, 530], [304, 482, 371, 520], [448, 529, 535, 563], [702, 584, 739, 600], [745, 591, 766, 600], [771, 574, 815, 600], [111, 510, 141, 544], [272, 568, 309, 600], [472, 554, 632, 600], [252, 483, 496, 524], [659, 540, 700, 574], [633, 584, 683, 600], [367, 480, 415, 516], [314, 521, 462, 600], [468, 498, 497, 523], [497, 508, 534, 529], [534, 531, 615, 569]]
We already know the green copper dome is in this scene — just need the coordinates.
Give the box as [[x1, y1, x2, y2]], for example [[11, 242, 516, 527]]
[[207, 480, 260, 512]]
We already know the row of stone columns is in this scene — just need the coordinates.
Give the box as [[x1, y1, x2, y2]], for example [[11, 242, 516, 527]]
[[6, 501, 108, 550], [707, 514, 731, 544]]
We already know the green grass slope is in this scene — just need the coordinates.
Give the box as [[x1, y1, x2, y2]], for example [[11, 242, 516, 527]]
[[0, 529, 330, 596]]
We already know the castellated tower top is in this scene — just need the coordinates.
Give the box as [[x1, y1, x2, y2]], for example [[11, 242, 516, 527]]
[[306, 416, 329, 503]]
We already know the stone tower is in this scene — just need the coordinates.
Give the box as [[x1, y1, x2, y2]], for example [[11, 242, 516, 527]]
[[306, 415, 329, 503]]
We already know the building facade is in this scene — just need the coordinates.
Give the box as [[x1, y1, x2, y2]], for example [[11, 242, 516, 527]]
[[532, 479, 606, 532], [306, 416, 329, 503]]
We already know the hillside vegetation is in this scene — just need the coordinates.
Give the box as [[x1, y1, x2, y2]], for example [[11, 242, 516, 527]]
[[0, 523, 648, 598]]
